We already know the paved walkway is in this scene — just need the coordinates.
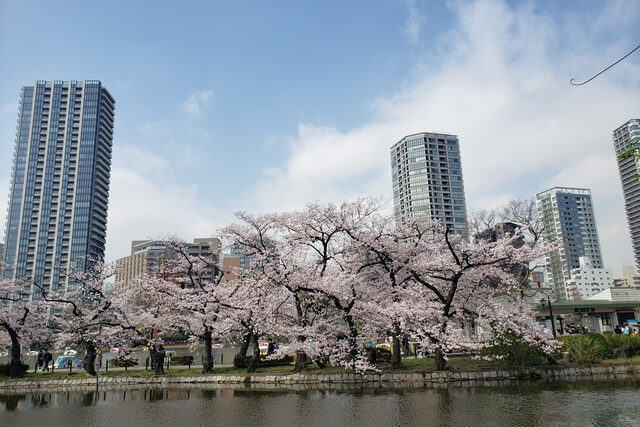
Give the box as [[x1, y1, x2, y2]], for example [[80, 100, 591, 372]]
[[31, 363, 236, 375]]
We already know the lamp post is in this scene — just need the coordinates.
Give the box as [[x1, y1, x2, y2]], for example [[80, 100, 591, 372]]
[[540, 297, 556, 338], [556, 315, 564, 334]]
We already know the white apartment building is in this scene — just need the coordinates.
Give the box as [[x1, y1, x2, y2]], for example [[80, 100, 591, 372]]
[[566, 256, 613, 300]]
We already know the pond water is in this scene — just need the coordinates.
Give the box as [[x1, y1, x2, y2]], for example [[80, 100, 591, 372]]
[[1, 379, 639, 426]]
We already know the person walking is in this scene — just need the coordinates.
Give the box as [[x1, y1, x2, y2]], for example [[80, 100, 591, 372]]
[[43, 349, 52, 372], [36, 349, 44, 372]]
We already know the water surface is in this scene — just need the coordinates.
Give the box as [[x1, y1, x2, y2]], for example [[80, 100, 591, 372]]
[[1, 380, 639, 426]]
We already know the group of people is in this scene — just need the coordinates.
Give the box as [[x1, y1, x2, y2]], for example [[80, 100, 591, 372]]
[[36, 349, 53, 372], [614, 322, 638, 335], [560, 324, 583, 335]]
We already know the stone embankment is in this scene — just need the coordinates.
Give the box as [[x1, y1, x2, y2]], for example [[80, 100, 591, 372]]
[[1, 364, 639, 393]]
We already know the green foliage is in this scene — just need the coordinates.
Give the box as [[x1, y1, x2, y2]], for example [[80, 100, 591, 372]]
[[170, 354, 194, 365], [374, 347, 392, 363], [561, 334, 611, 364], [480, 332, 546, 366], [109, 356, 139, 367], [0, 363, 30, 376], [601, 333, 640, 356], [233, 354, 293, 369]]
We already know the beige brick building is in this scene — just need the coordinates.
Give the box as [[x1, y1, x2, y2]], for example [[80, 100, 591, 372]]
[[114, 237, 220, 293]]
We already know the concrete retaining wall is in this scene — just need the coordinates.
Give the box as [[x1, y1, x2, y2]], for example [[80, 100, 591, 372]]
[[1, 364, 639, 393]]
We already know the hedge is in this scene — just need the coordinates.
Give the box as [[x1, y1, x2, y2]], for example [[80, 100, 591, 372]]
[[170, 354, 194, 365], [480, 332, 546, 366], [233, 354, 293, 369], [0, 363, 30, 376], [560, 333, 640, 363], [109, 357, 139, 367]]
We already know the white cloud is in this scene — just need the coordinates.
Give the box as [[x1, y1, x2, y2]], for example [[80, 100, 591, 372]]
[[243, 0, 640, 275], [180, 90, 213, 119], [404, 0, 426, 45], [104, 145, 229, 261], [2, 104, 18, 114], [114, 144, 170, 174]]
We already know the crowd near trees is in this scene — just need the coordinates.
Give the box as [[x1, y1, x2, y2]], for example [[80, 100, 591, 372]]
[[0, 198, 558, 378]]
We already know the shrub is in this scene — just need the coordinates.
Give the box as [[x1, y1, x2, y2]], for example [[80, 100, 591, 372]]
[[375, 347, 392, 363], [109, 356, 139, 367], [170, 354, 194, 365], [480, 332, 546, 366], [233, 354, 293, 369], [0, 363, 30, 376], [601, 333, 640, 357], [561, 334, 611, 364]]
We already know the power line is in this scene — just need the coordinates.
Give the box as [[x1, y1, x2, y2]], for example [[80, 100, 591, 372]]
[[570, 43, 640, 86]]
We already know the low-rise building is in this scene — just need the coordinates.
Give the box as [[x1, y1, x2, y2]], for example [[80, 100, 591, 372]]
[[565, 256, 613, 300], [614, 264, 640, 287], [535, 287, 640, 334], [114, 237, 220, 293]]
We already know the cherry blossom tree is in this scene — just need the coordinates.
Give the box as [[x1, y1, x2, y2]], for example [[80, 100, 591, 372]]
[[116, 238, 237, 374], [396, 217, 557, 370], [0, 274, 49, 378], [115, 275, 174, 375], [35, 260, 123, 376], [225, 200, 399, 372], [226, 199, 558, 372]]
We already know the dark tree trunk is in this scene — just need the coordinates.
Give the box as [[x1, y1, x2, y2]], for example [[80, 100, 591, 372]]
[[314, 355, 329, 369], [434, 347, 447, 371], [83, 343, 97, 376], [368, 346, 377, 364], [239, 330, 253, 356], [149, 346, 166, 375], [391, 324, 404, 369], [246, 340, 261, 373], [202, 330, 214, 374], [293, 350, 308, 372], [402, 336, 410, 356], [7, 327, 25, 378]]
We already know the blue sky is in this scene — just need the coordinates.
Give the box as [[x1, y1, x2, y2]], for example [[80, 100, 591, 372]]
[[1, 0, 639, 273]]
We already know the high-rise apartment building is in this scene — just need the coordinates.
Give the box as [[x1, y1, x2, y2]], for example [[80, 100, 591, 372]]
[[613, 119, 640, 271], [536, 187, 603, 301], [390, 132, 468, 236], [2, 81, 115, 295]]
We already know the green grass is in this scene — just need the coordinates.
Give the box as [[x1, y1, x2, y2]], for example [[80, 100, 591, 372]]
[[376, 356, 504, 372], [4, 355, 640, 381], [601, 354, 640, 365]]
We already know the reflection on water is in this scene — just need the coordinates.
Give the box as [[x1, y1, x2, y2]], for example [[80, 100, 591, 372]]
[[1, 380, 640, 426]]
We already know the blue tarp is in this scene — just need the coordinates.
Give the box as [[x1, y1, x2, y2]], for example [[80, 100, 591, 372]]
[[54, 355, 84, 369]]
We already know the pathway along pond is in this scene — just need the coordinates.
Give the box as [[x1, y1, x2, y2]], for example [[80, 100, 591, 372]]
[[1, 379, 640, 426]]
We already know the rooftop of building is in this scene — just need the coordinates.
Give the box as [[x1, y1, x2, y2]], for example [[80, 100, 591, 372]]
[[390, 132, 458, 150], [536, 187, 591, 198]]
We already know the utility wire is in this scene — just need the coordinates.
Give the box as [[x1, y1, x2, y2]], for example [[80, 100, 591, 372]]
[[570, 43, 640, 86]]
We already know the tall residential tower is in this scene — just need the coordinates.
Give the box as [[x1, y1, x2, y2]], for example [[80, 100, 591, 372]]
[[390, 132, 468, 236], [613, 119, 640, 271], [2, 80, 115, 295], [536, 187, 603, 301]]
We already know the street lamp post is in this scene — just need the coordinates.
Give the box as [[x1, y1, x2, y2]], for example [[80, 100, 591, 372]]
[[556, 315, 564, 334], [540, 297, 556, 338]]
